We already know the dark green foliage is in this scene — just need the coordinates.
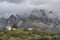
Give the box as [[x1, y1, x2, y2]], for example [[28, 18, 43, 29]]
[[40, 37, 49, 40], [12, 24, 18, 29], [51, 36, 57, 40], [0, 29, 60, 40]]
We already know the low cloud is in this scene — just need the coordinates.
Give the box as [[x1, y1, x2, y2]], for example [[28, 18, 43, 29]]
[[0, 0, 60, 18], [0, 0, 23, 3]]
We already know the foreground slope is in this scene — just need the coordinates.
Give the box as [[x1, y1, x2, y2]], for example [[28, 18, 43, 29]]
[[0, 29, 60, 40]]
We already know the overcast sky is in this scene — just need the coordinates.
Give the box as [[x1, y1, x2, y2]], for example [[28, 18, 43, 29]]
[[0, 0, 60, 18]]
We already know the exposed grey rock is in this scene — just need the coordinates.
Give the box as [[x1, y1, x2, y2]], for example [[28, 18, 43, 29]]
[[0, 9, 60, 32]]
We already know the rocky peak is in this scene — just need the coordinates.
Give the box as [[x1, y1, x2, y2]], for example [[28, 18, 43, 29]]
[[10, 15, 16, 19]]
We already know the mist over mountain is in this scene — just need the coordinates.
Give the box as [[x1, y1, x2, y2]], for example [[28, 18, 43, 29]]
[[0, 0, 60, 19], [0, 9, 60, 32]]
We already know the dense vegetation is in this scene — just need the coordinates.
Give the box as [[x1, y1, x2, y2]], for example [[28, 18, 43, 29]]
[[0, 29, 60, 40]]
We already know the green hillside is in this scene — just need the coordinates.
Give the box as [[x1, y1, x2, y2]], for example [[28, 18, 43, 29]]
[[0, 29, 60, 40]]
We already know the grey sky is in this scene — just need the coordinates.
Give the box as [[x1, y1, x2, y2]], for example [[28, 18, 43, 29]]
[[0, 0, 60, 18], [0, 0, 23, 3]]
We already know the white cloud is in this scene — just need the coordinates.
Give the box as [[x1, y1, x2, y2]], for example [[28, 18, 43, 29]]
[[0, 0, 60, 18]]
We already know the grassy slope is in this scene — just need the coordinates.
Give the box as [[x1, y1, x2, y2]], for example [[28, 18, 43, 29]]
[[0, 29, 60, 40]]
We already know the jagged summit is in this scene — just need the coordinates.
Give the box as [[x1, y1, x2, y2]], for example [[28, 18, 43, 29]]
[[0, 9, 59, 32], [10, 15, 16, 18]]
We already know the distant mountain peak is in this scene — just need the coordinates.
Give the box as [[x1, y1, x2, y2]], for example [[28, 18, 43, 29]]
[[10, 15, 16, 18], [0, 9, 59, 32]]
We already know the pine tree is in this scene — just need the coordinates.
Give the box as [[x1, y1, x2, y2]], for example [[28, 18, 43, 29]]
[[12, 24, 18, 29]]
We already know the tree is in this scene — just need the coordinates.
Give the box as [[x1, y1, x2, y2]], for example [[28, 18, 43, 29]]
[[40, 37, 49, 40], [11, 24, 18, 29], [51, 36, 57, 40]]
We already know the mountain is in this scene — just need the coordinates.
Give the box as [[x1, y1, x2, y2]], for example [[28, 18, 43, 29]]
[[0, 9, 60, 32], [7, 15, 17, 26]]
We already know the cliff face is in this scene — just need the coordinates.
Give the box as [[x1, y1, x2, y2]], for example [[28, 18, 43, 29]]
[[0, 9, 60, 32]]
